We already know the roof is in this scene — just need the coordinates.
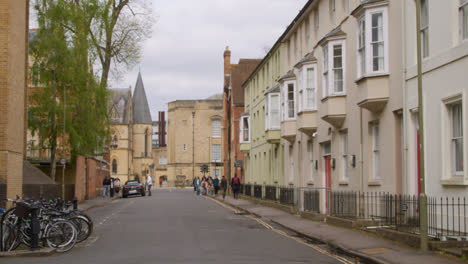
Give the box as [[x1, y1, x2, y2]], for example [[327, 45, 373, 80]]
[[132, 72, 152, 124], [23, 161, 56, 185], [294, 52, 317, 68], [231, 59, 262, 105], [265, 84, 280, 95], [278, 70, 296, 82], [317, 27, 346, 46]]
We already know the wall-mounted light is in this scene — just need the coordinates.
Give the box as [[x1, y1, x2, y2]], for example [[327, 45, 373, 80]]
[[332, 158, 336, 170], [352, 155, 356, 168], [315, 160, 318, 170]]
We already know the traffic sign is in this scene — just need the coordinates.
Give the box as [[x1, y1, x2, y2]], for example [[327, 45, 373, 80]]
[[60, 158, 66, 165]]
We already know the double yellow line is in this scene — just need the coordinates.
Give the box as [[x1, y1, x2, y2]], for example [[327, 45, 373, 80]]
[[206, 196, 354, 264]]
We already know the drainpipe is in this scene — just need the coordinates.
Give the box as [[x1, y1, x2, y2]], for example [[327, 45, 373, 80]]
[[192, 111, 195, 183], [401, 0, 409, 195]]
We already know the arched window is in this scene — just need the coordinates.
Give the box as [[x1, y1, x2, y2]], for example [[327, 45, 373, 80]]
[[112, 159, 117, 174]]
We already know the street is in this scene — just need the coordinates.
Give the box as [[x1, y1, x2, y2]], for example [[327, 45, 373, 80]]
[[3, 189, 353, 264]]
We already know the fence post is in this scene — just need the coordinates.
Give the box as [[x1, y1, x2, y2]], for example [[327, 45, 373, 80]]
[[420, 193, 428, 251]]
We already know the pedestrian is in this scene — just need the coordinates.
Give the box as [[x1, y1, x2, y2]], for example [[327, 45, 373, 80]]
[[159, 177, 163, 188], [208, 177, 213, 196], [109, 177, 115, 198], [147, 174, 153, 196], [220, 176, 228, 200], [213, 176, 220, 195], [201, 179, 207, 195], [231, 174, 241, 199], [102, 176, 109, 197], [195, 177, 201, 195], [193, 178, 197, 191]]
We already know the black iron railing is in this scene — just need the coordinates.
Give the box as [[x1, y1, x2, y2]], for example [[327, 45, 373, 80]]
[[265, 185, 277, 201], [304, 190, 320, 213], [253, 185, 262, 199], [280, 187, 295, 206], [244, 184, 252, 196]]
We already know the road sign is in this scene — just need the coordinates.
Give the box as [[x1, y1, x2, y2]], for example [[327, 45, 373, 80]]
[[234, 160, 243, 167], [60, 158, 66, 165]]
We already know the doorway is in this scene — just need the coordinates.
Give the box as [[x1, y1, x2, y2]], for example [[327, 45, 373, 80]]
[[322, 142, 331, 214]]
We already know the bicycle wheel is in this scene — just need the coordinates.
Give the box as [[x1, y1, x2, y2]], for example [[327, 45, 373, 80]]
[[70, 216, 91, 243], [45, 220, 77, 253], [2, 222, 20, 251]]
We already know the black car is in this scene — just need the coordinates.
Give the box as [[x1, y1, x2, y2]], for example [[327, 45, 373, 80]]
[[122, 180, 145, 198]]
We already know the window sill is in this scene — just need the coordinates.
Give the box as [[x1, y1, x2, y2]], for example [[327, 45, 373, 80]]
[[306, 180, 314, 186], [339, 180, 349, 186], [298, 110, 318, 115], [368, 180, 381, 186], [441, 177, 468, 186], [320, 94, 346, 102], [355, 73, 389, 84]]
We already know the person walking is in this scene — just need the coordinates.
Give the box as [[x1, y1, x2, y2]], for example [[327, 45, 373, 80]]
[[220, 176, 228, 200], [195, 177, 201, 195], [213, 176, 220, 195], [231, 174, 241, 199], [147, 174, 153, 196], [109, 177, 115, 198], [159, 177, 163, 188], [102, 176, 109, 197]]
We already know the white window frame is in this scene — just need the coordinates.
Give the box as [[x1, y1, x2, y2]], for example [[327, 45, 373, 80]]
[[420, 0, 429, 58], [341, 131, 348, 182], [283, 81, 296, 120], [240, 116, 250, 143], [211, 144, 221, 162], [450, 101, 464, 176], [357, 7, 389, 77], [301, 64, 318, 111], [460, 0, 468, 41], [211, 119, 221, 138], [322, 40, 346, 97], [267, 93, 281, 130], [298, 68, 303, 113], [372, 122, 381, 180]]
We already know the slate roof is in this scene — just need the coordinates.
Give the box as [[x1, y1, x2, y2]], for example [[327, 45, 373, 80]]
[[231, 59, 262, 105], [294, 52, 317, 68], [265, 84, 280, 95], [278, 70, 296, 82], [132, 72, 152, 124]]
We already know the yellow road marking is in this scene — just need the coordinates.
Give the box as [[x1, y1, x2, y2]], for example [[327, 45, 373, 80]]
[[205, 196, 353, 264]]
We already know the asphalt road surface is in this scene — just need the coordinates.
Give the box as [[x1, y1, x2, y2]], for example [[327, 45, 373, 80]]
[[3, 189, 353, 264]]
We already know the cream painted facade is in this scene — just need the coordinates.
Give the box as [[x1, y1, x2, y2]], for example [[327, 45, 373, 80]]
[[167, 97, 223, 187], [152, 146, 167, 185], [244, 0, 406, 213], [109, 73, 153, 184], [403, 0, 468, 197]]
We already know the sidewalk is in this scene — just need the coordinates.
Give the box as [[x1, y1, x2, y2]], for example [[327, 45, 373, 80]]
[[216, 196, 463, 264], [78, 196, 119, 211]]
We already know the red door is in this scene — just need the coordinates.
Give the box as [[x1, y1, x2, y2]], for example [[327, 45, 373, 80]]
[[324, 156, 332, 214]]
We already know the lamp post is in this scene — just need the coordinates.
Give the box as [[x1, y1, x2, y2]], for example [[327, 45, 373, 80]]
[[415, 0, 428, 252], [62, 84, 67, 199]]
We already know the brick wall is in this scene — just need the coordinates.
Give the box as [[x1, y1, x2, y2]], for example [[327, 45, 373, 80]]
[[75, 156, 109, 201]]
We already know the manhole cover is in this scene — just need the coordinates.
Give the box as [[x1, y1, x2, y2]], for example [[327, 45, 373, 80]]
[[359, 248, 392, 254]]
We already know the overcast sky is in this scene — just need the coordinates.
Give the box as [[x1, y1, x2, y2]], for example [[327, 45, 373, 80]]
[[110, 0, 308, 120]]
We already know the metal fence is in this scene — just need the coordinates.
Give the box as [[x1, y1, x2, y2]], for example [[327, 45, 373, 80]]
[[303, 189, 320, 213], [244, 184, 252, 196], [253, 185, 262, 199], [428, 196, 468, 240], [265, 185, 277, 201], [279, 187, 295, 206]]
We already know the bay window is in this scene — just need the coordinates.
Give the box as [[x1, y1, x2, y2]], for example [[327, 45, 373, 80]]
[[281, 81, 296, 120], [451, 102, 464, 175], [266, 93, 280, 130], [287, 83, 295, 119], [322, 40, 346, 97], [356, 7, 388, 77], [240, 116, 250, 143], [299, 65, 317, 111]]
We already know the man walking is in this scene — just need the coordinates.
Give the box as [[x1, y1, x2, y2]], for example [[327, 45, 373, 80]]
[[147, 174, 153, 196], [220, 176, 228, 200], [231, 174, 241, 199], [102, 176, 109, 197]]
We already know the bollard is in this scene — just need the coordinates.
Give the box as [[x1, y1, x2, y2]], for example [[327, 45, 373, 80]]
[[72, 197, 78, 210], [30, 205, 40, 250]]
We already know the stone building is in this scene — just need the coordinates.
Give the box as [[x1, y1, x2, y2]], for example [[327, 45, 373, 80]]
[[0, 0, 28, 204], [167, 96, 223, 187], [109, 72, 153, 183], [222, 46, 261, 183]]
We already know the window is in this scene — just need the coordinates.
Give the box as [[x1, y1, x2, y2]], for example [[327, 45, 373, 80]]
[[333, 44, 343, 93], [213, 169, 220, 177], [358, 17, 366, 77], [309, 141, 314, 182], [300, 66, 317, 110], [371, 13, 384, 71], [287, 83, 295, 119], [323, 46, 329, 97], [267, 93, 280, 129], [461, 0, 468, 40], [159, 156, 167, 165], [298, 68, 303, 112], [372, 122, 380, 180], [341, 132, 348, 181], [357, 8, 388, 76], [212, 144, 221, 162], [145, 129, 149, 157], [112, 159, 117, 174], [451, 102, 464, 175], [240, 116, 250, 142], [212, 119, 221, 138], [183, 144, 186, 152], [420, 0, 429, 58]]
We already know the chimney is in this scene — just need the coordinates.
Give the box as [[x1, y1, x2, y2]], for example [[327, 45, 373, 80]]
[[223, 46, 231, 87], [158, 112, 166, 147]]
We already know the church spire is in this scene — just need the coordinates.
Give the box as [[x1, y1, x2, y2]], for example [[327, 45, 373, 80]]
[[132, 71, 152, 124]]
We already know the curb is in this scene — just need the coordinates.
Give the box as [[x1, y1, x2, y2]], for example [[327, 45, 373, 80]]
[[0, 248, 55, 258], [217, 197, 387, 264], [81, 196, 120, 212]]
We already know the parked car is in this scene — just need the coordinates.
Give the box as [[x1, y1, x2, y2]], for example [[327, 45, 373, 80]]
[[122, 180, 145, 198]]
